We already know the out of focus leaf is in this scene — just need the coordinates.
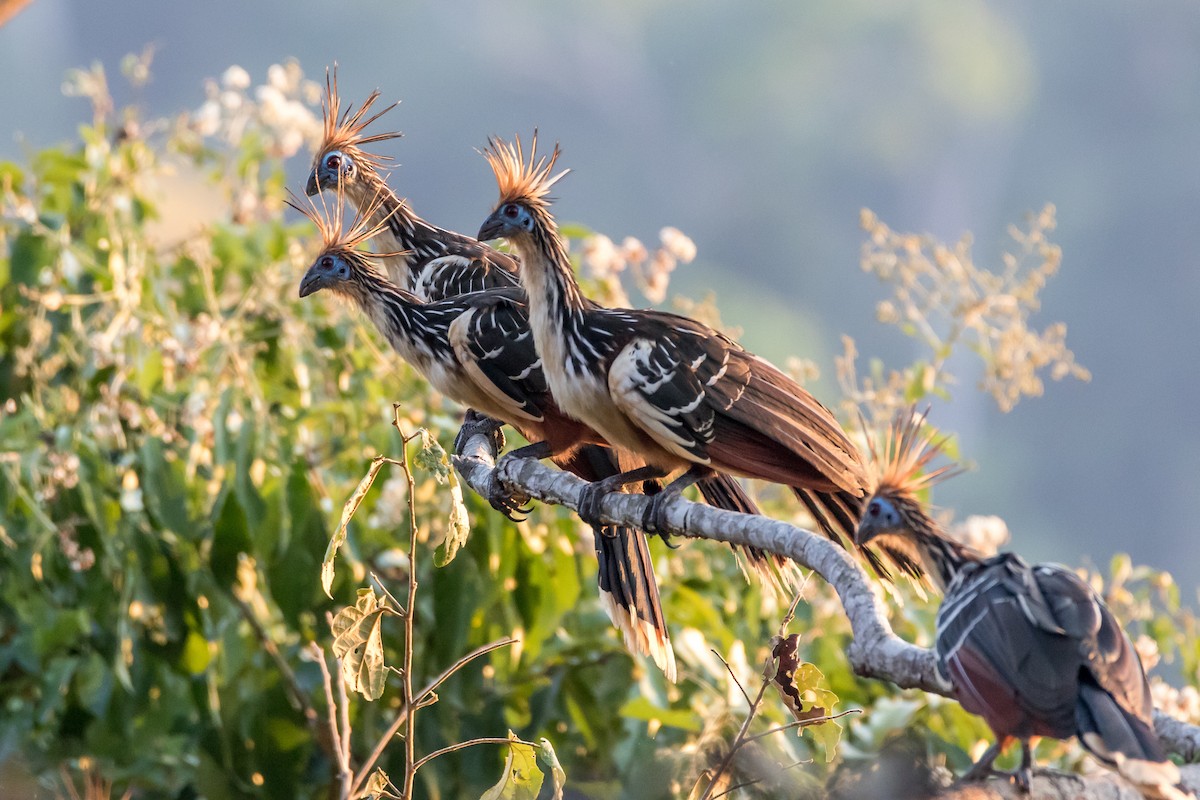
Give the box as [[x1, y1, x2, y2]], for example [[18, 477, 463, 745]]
[[323, 457, 385, 598]]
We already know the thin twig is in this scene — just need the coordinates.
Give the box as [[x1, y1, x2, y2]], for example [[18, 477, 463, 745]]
[[310, 643, 353, 798], [411, 737, 540, 774], [699, 652, 773, 800], [742, 708, 862, 745]]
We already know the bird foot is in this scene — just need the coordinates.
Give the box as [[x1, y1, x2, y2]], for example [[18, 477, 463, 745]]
[[454, 409, 506, 458], [577, 482, 613, 529], [960, 765, 1032, 794], [486, 453, 534, 522], [639, 492, 681, 548]]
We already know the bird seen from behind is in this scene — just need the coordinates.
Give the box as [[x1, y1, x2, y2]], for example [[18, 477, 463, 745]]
[[855, 410, 1190, 799]]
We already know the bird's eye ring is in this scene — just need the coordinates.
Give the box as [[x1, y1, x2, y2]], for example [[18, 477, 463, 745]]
[[320, 256, 334, 269], [325, 154, 341, 170], [502, 204, 519, 218]]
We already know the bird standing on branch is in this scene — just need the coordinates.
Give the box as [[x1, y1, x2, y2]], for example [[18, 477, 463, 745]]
[[290, 189, 686, 678], [474, 135, 911, 578], [305, 70, 519, 300], [855, 410, 1190, 799]]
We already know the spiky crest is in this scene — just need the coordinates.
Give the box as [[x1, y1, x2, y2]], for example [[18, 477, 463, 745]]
[[482, 132, 569, 211], [866, 407, 963, 502], [286, 179, 405, 261], [315, 67, 402, 170]]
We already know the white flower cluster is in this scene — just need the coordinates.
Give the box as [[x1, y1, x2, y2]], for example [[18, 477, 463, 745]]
[[947, 514, 1010, 557], [580, 226, 697, 304], [190, 61, 323, 160]]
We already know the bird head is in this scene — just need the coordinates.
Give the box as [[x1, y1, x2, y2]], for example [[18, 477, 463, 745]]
[[298, 250, 360, 299], [477, 133, 569, 246], [854, 408, 969, 587], [306, 148, 358, 197], [306, 67, 401, 199], [288, 187, 405, 303]]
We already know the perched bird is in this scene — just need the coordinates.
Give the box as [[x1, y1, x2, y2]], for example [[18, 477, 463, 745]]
[[855, 410, 1189, 799], [304, 70, 519, 300], [294, 189, 774, 679], [305, 79, 796, 584], [475, 135, 910, 578]]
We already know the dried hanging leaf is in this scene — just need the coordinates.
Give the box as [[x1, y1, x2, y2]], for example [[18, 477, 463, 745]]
[[322, 458, 386, 597], [331, 587, 389, 700], [538, 738, 566, 800], [767, 633, 843, 761], [362, 768, 392, 800]]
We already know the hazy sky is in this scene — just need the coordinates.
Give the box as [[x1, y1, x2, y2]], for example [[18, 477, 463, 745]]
[[3, 1, 1200, 591]]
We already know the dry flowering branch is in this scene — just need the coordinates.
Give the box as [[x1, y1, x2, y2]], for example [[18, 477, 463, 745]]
[[845, 206, 1090, 424]]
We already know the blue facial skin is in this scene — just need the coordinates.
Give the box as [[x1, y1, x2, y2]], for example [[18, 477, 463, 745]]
[[299, 253, 352, 298], [477, 202, 535, 242], [857, 495, 903, 543], [305, 150, 356, 197]]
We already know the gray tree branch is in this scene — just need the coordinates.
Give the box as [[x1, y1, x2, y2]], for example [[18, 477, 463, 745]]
[[452, 433, 1200, 798]]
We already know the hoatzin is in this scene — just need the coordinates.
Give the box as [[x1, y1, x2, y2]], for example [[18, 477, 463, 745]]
[[304, 71, 519, 301], [856, 411, 1189, 799], [293, 190, 774, 680], [303, 78, 793, 648], [474, 135, 913, 578]]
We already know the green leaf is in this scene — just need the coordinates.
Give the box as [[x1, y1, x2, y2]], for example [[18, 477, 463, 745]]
[[538, 738, 566, 800], [9, 230, 52, 286], [179, 630, 211, 675], [415, 429, 451, 483], [211, 490, 252, 589], [140, 437, 190, 538], [322, 458, 385, 598], [330, 588, 389, 700], [479, 732, 543, 800], [617, 696, 703, 733]]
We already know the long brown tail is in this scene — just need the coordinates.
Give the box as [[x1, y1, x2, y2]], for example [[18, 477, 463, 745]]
[[697, 475, 802, 594], [561, 445, 676, 681]]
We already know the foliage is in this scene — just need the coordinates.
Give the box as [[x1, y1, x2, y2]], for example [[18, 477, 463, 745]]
[[0, 56, 1193, 800]]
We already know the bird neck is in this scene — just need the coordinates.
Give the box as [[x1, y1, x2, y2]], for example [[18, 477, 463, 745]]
[[513, 210, 590, 341], [920, 531, 978, 592], [348, 173, 447, 285], [348, 268, 453, 366]]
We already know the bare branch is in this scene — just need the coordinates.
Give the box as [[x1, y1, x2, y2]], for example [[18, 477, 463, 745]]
[[349, 636, 518, 797], [452, 433, 1200, 782]]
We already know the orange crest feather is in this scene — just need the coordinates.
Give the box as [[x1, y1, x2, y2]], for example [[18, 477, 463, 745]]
[[286, 179, 404, 260], [315, 66, 402, 170], [482, 132, 569, 210], [867, 407, 963, 500]]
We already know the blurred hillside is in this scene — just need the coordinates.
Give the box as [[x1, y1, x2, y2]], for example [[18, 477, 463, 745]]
[[2, 0, 1198, 584]]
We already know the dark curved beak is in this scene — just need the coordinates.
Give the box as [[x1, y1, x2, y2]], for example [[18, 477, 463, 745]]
[[298, 264, 325, 298], [476, 211, 505, 243], [304, 171, 321, 197]]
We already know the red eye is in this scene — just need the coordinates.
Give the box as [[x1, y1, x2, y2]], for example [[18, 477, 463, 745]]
[[320, 256, 334, 269], [502, 204, 519, 218], [326, 154, 341, 170]]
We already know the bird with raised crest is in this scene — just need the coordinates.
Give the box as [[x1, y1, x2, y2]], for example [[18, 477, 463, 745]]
[[305, 69, 520, 300], [474, 135, 915, 579], [855, 409, 1190, 799]]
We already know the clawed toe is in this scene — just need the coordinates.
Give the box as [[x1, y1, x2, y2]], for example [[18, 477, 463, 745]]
[[487, 481, 533, 522], [454, 410, 506, 457], [578, 484, 608, 528], [640, 494, 679, 547]]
